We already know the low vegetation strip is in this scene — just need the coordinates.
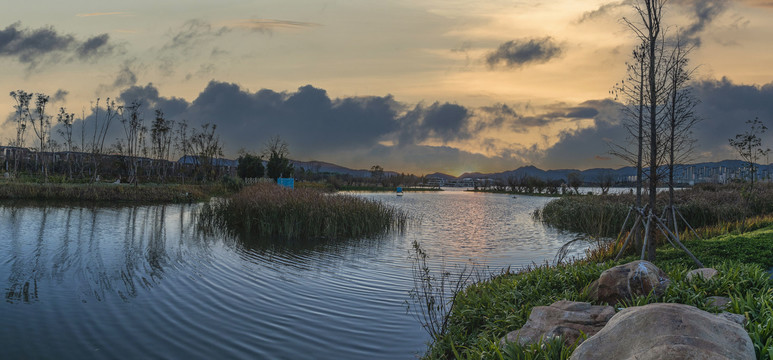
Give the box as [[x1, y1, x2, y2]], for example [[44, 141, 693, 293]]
[[535, 183, 773, 238], [421, 226, 773, 359], [199, 182, 408, 239], [0, 182, 215, 202]]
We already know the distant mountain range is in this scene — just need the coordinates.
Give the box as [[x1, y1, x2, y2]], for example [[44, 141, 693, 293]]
[[288, 159, 772, 183], [290, 160, 399, 178]]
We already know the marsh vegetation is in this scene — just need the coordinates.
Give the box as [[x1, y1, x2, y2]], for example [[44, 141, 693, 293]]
[[198, 182, 408, 240]]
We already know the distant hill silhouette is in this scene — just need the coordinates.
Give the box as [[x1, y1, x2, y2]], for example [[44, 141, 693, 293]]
[[230, 157, 771, 183]]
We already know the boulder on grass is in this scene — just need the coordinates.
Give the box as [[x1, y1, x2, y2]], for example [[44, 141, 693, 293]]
[[686, 268, 718, 281], [570, 303, 755, 360], [587, 260, 670, 305], [500, 300, 614, 348]]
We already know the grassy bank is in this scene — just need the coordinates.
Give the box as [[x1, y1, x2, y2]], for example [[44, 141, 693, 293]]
[[0, 182, 225, 203], [421, 226, 773, 359], [534, 183, 773, 238], [199, 182, 408, 239]]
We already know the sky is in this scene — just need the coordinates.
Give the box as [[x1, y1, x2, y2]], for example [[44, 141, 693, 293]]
[[1, 0, 773, 175]]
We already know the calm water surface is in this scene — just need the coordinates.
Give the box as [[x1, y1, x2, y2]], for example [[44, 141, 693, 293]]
[[0, 190, 582, 359]]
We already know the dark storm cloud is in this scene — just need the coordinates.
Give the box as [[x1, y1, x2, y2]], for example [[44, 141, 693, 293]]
[[178, 82, 402, 155], [0, 22, 114, 68], [565, 107, 600, 119], [478, 103, 601, 134], [76, 34, 114, 60], [397, 102, 472, 145], [475, 104, 515, 131], [119, 83, 190, 118], [486, 37, 563, 69], [675, 0, 731, 47], [690, 77, 773, 158], [527, 99, 629, 169], [577, 0, 729, 47], [532, 78, 773, 169]]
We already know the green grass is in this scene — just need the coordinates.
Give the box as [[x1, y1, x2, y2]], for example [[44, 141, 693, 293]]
[[422, 226, 773, 359], [199, 182, 408, 240]]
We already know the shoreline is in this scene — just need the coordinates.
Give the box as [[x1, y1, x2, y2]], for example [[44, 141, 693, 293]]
[[0, 181, 228, 203]]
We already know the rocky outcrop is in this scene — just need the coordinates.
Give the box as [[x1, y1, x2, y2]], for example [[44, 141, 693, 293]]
[[587, 260, 670, 305], [686, 267, 718, 281], [570, 303, 755, 360], [500, 300, 614, 348]]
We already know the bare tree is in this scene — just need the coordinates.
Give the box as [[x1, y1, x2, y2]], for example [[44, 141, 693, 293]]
[[56, 107, 76, 180], [118, 101, 147, 185], [9, 90, 32, 176], [623, 0, 671, 260], [567, 172, 583, 194], [90, 98, 120, 183], [189, 123, 223, 181], [150, 110, 174, 182], [730, 118, 770, 189], [611, 42, 648, 210], [26, 93, 52, 179], [664, 34, 700, 214], [596, 171, 615, 195]]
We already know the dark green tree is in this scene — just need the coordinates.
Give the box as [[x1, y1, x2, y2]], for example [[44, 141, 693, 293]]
[[237, 153, 265, 179], [264, 136, 293, 181]]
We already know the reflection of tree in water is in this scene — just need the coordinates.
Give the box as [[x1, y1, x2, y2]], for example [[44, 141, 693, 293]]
[[4, 205, 48, 303], [0, 202, 210, 303]]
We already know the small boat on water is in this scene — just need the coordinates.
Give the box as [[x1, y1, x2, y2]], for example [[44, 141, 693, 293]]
[[396, 186, 404, 196]]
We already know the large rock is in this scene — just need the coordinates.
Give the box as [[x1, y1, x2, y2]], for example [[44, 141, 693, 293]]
[[500, 300, 614, 348], [686, 267, 718, 281], [588, 260, 670, 305], [570, 303, 755, 360]]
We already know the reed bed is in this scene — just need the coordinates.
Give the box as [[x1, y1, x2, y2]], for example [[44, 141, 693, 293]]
[[199, 182, 408, 240], [535, 183, 773, 239], [0, 182, 212, 202]]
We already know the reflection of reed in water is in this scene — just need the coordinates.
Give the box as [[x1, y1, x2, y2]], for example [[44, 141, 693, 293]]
[[4, 205, 48, 303], [0, 203, 211, 303]]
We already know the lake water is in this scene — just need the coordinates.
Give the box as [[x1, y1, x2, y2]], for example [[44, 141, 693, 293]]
[[0, 189, 583, 359]]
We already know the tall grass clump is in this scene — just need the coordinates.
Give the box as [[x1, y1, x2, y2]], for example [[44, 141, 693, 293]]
[[535, 183, 773, 239], [199, 182, 407, 239], [534, 194, 633, 238]]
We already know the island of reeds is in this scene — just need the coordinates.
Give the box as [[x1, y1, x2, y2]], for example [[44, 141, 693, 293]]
[[199, 182, 408, 239]]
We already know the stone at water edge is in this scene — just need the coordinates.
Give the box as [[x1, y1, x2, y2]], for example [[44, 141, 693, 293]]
[[686, 267, 719, 281], [587, 260, 670, 305], [569, 303, 755, 360], [500, 300, 614, 348]]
